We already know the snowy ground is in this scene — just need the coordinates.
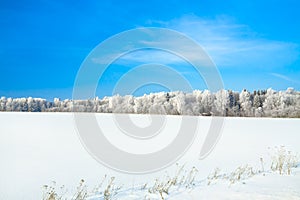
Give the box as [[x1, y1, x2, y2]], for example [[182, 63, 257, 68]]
[[0, 112, 299, 199], [87, 168, 300, 200], [171, 169, 300, 200]]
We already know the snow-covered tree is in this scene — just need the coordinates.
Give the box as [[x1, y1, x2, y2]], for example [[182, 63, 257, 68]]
[[239, 89, 253, 117], [0, 88, 300, 117]]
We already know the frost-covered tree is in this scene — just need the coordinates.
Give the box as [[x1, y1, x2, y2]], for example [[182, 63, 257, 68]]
[[1, 88, 300, 117], [0, 97, 6, 111], [213, 89, 229, 116], [239, 89, 254, 117], [200, 90, 214, 115], [227, 90, 240, 116], [263, 89, 281, 117]]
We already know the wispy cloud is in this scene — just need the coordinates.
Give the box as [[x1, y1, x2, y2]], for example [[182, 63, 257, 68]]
[[270, 73, 300, 84], [129, 15, 299, 69], [92, 15, 299, 71], [160, 15, 299, 68]]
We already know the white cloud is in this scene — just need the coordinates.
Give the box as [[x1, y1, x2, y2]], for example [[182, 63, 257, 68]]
[[91, 15, 299, 71], [270, 73, 300, 84], [137, 15, 299, 69]]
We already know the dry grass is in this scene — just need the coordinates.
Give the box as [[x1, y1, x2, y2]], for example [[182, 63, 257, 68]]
[[228, 165, 255, 184], [146, 164, 198, 200], [207, 167, 222, 186], [269, 146, 299, 175], [206, 147, 299, 187], [42, 181, 66, 200], [207, 165, 255, 186], [103, 177, 122, 200], [42, 147, 299, 199], [42, 175, 121, 200], [71, 179, 87, 200]]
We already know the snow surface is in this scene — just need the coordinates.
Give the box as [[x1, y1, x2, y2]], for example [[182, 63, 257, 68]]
[[171, 169, 300, 200], [87, 169, 300, 200], [0, 112, 299, 199]]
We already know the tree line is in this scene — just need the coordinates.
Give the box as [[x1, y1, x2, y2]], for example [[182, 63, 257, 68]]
[[0, 88, 299, 117]]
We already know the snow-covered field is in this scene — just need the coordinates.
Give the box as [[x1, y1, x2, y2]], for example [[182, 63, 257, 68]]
[[171, 169, 300, 200], [0, 112, 299, 199]]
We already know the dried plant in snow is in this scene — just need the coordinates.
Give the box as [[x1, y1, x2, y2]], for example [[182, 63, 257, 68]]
[[269, 146, 299, 175], [147, 164, 198, 200], [207, 168, 222, 185], [228, 165, 255, 184], [42, 181, 66, 200], [71, 179, 87, 200]]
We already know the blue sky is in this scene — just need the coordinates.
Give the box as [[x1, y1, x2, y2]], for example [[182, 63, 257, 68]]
[[1, 0, 300, 99]]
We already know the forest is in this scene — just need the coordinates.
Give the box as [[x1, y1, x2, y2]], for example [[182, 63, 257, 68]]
[[1, 88, 299, 117]]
